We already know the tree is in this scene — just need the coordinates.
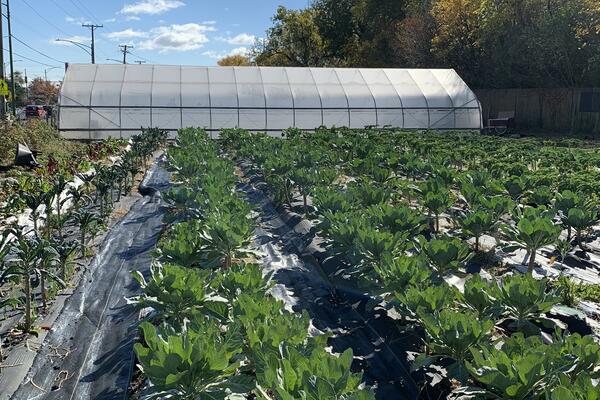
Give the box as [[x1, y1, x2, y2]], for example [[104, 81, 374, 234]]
[[28, 77, 59, 104], [6, 71, 27, 108], [430, 0, 483, 86], [253, 6, 328, 66], [217, 54, 251, 66]]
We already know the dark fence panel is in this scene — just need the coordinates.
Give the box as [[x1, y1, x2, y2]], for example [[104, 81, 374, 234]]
[[475, 88, 600, 135]]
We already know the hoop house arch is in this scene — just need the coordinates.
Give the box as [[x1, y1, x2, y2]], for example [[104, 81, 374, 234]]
[[58, 64, 482, 139]]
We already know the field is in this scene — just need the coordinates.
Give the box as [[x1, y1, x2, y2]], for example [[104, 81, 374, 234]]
[[2, 127, 600, 399], [130, 128, 600, 399]]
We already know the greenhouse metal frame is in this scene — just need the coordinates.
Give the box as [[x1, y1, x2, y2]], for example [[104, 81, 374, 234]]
[[58, 64, 483, 139]]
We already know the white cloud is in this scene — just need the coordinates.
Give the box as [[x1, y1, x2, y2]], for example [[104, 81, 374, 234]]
[[203, 20, 217, 25], [202, 47, 248, 59], [125, 15, 141, 21], [65, 16, 89, 25], [106, 28, 148, 41], [219, 33, 255, 45], [121, 0, 185, 15], [138, 23, 212, 52], [103, 18, 117, 23]]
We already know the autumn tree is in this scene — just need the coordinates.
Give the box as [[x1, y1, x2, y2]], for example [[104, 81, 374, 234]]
[[28, 77, 59, 104], [218, 54, 252, 66]]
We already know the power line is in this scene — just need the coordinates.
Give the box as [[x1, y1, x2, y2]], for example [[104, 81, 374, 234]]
[[11, 35, 66, 64], [69, 0, 99, 24], [3, 48, 61, 68], [22, 0, 71, 37], [128, 51, 151, 63]]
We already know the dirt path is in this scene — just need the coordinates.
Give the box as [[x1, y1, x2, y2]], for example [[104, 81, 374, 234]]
[[8, 155, 171, 400]]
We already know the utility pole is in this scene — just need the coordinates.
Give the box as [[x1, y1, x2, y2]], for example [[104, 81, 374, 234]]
[[119, 45, 133, 64], [24, 68, 28, 101], [0, 0, 5, 119], [7, 0, 16, 116], [82, 23, 103, 64]]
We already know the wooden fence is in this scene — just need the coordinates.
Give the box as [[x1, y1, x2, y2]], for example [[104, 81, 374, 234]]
[[474, 88, 600, 136]]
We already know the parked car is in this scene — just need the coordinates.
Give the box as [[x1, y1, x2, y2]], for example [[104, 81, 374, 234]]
[[25, 105, 47, 118]]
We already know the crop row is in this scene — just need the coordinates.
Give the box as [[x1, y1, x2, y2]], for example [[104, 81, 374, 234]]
[[0, 128, 165, 355], [130, 128, 375, 399], [219, 128, 600, 399]]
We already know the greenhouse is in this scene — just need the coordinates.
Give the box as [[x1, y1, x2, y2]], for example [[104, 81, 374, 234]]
[[58, 64, 482, 139]]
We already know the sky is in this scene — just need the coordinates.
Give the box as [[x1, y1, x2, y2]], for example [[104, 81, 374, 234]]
[[5, 0, 309, 82]]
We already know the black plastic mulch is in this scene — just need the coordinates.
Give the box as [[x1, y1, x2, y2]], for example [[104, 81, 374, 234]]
[[10, 155, 171, 400]]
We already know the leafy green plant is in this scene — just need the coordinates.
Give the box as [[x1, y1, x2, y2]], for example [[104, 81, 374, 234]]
[[496, 273, 560, 335], [257, 345, 374, 400], [72, 208, 102, 257], [564, 206, 598, 250], [199, 209, 254, 268], [135, 319, 252, 400], [347, 178, 391, 206], [421, 187, 454, 233], [395, 283, 455, 318], [129, 263, 227, 325], [457, 274, 501, 319], [457, 209, 498, 251], [211, 263, 273, 302], [503, 207, 562, 273], [367, 203, 426, 238], [462, 335, 559, 399], [547, 374, 599, 400], [374, 254, 431, 293], [419, 236, 472, 276], [413, 310, 493, 382], [312, 187, 355, 214]]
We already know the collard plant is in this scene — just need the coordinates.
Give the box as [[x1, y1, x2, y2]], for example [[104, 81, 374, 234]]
[[199, 209, 255, 268], [129, 263, 228, 325], [457, 209, 498, 252], [457, 275, 501, 319], [419, 236, 472, 276], [135, 319, 253, 400], [256, 345, 375, 400], [412, 310, 494, 382], [367, 203, 426, 238], [502, 207, 561, 273], [563, 204, 598, 250], [496, 273, 560, 335], [458, 333, 600, 400]]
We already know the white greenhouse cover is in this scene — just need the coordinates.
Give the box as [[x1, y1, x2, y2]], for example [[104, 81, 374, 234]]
[[59, 64, 482, 139]]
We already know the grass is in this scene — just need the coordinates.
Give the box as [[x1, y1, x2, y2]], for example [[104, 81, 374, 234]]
[[0, 119, 84, 167]]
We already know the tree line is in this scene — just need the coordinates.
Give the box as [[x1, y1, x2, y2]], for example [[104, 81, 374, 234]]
[[229, 0, 600, 89]]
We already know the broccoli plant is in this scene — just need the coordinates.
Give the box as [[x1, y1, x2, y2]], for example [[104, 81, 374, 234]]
[[367, 203, 427, 238], [461, 335, 560, 399], [374, 254, 432, 293]]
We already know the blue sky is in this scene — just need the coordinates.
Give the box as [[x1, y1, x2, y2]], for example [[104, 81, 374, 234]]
[[6, 0, 309, 82]]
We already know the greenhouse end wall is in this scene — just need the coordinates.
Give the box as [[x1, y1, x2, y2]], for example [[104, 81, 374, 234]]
[[58, 64, 483, 139]]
